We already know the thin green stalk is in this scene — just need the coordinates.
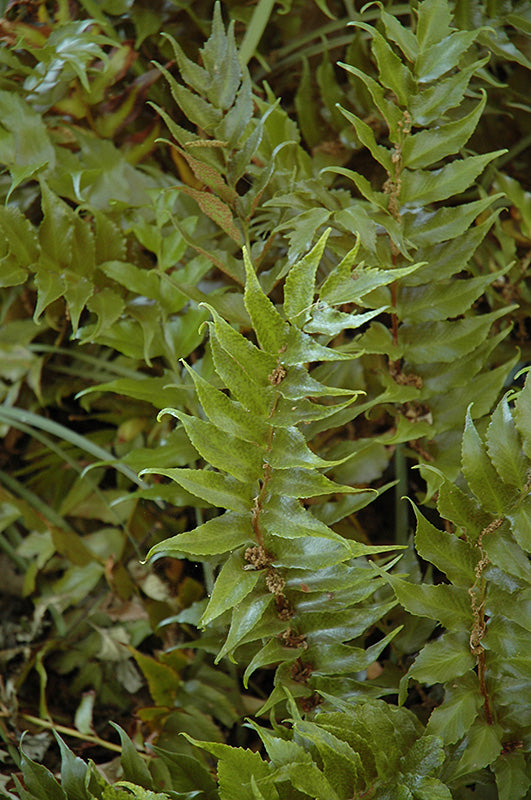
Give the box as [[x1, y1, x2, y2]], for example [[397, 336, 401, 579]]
[[28, 344, 142, 379], [238, 0, 276, 67], [491, 132, 531, 171], [0, 413, 143, 558], [19, 714, 130, 755], [0, 469, 76, 533], [0, 406, 145, 487], [394, 443, 409, 545], [0, 530, 27, 570]]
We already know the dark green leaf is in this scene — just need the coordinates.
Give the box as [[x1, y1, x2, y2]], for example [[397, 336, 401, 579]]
[[426, 674, 482, 744], [161, 408, 263, 482], [402, 92, 486, 169], [140, 467, 253, 512], [283, 229, 330, 326], [400, 152, 505, 206], [200, 550, 261, 626], [243, 248, 287, 354], [146, 511, 253, 559], [407, 631, 475, 684], [452, 719, 503, 779], [493, 752, 531, 800], [415, 30, 478, 83], [413, 505, 477, 586], [462, 409, 515, 514]]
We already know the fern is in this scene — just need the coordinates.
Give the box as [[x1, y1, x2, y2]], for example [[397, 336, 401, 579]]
[[267, 0, 517, 486], [2, 0, 530, 798], [382, 374, 531, 795], [10, 700, 454, 800], [142, 235, 405, 711]]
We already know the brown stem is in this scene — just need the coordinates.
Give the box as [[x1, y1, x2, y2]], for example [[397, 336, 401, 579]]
[[477, 645, 493, 725]]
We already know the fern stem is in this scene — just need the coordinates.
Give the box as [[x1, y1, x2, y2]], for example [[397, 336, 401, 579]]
[[477, 644, 493, 725]]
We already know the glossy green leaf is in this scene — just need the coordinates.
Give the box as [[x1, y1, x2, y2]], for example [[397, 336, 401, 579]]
[[269, 468, 364, 498], [52, 734, 90, 800], [493, 752, 531, 800], [180, 186, 241, 243], [426, 674, 482, 744], [403, 194, 500, 246], [380, 569, 472, 630], [513, 374, 531, 460], [0, 90, 55, 169], [262, 496, 350, 544], [350, 23, 414, 107], [162, 32, 210, 96], [402, 92, 486, 169], [379, 8, 418, 61], [243, 248, 287, 354], [271, 534, 357, 570], [205, 303, 277, 384], [412, 505, 477, 586], [209, 333, 273, 416], [201, 3, 241, 110], [216, 593, 272, 662], [320, 262, 420, 306], [140, 467, 252, 512], [293, 720, 362, 797], [283, 229, 330, 326], [279, 762, 340, 800], [416, 0, 452, 49], [159, 64, 222, 129], [160, 408, 263, 482], [147, 511, 253, 559], [482, 524, 531, 584], [395, 270, 506, 323], [415, 30, 478, 83], [282, 325, 354, 365], [310, 628, 401, 675], [336, 106, 392, 171], [407, 631, 475, 684], [409, 57, 489, 125], [304, 304, 383, 337], [200, 550, 261, 627], [268, 426, 341, 470], [462, 409, 515, 513], [507, 495, 531, 552], [182, 361, 269, 443], [243, 637, 302, 687], [19, 744, 67, 800], [0, 206, 39, 267], [338, 62, 403, 134], [434, 477, 491, 542], [451, 719, 503, 779], [401, 735, 445, 778], [109, 724, 153, 790], [486, 395, 527, 488], [400, 152, 505, 206]]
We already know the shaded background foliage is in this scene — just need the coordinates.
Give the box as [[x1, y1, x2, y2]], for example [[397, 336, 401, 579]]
[[0, 0, 530, 798]]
